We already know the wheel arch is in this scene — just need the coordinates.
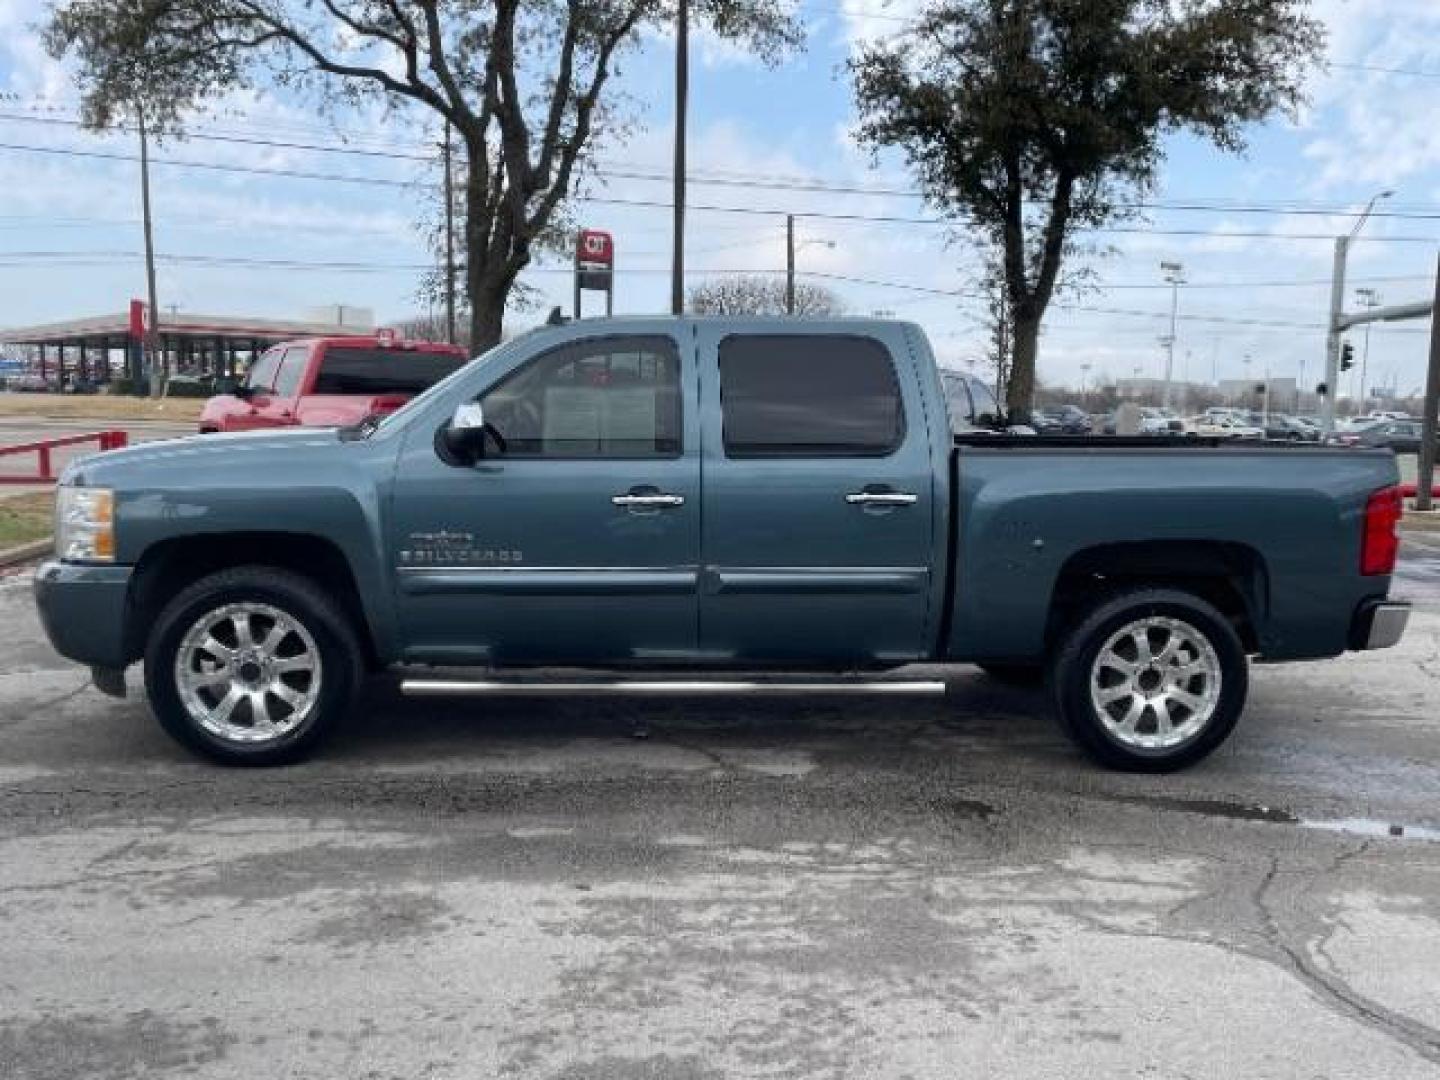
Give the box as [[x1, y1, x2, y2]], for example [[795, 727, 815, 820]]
[[124, 532, 381, 669], [1045, 540, 1267, 655]]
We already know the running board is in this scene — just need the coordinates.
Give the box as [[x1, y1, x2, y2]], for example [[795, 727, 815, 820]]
[[400, 678, 947, 698]]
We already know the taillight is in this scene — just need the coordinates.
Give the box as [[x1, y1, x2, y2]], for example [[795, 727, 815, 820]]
[[1361, 485, 1403, 576]]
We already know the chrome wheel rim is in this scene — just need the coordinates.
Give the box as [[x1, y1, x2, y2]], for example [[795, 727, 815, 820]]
[[1089, 616, 1221, 751], [174, 602, 322, 744]]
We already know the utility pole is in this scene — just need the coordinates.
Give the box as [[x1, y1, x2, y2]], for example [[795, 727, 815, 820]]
[[1417, 253, 1440, 513], [137, 103, 162, 399], [442, 121, 457, 346], [1323, 190, 1393, 432], [670, 0, 688, 316], [1160, 261, 1184, 409], [785, 214, 795, 315]]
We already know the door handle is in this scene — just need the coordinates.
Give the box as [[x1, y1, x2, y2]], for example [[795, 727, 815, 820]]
[[612, 493, 685, 508], [845, 491, 917, 506]]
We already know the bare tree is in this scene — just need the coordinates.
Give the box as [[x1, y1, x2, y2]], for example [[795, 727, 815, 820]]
[[48, 0, 799, 349], [687, 274, 846, 316]]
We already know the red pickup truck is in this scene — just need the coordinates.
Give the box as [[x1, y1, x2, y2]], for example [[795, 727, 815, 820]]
[[199, 335, 468, 433]]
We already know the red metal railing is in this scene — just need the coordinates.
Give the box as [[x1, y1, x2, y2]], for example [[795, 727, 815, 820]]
[[0, 431, 128, 484]]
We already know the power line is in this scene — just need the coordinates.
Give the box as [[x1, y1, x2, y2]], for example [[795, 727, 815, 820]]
[[7, 139, 1438, 242], [8, 114, 1440, 223]]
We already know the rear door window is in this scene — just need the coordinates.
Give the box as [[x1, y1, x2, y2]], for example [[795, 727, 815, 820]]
[[719, 335, 904, 457], [313, 347, 467, 395]]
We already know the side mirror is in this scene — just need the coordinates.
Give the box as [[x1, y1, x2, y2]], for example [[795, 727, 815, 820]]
[[437, 400, 492, 465]]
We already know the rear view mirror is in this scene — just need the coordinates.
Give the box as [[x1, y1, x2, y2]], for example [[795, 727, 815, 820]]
[[437, 400, 494, 465]]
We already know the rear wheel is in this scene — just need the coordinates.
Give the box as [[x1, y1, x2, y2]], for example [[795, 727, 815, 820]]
[[1049, 588, 1247, 772], [144, 566, 362, 765]]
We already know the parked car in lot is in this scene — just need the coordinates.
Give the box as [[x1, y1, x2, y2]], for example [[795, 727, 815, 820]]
[[36, 317, 1408, 774], [6, 373, 56, 392], [1242, 413, 1321, 442], [1186, 414, 1265, 439], [1032, 404, 1094, 435], [1100, 407, 1184, 436], [1340, 419, 1432, 453], [198, 334, 468, 433]]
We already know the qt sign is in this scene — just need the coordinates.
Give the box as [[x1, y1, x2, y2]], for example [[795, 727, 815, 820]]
[[574, 228, 615, 316], [577, 229, 614, 269]]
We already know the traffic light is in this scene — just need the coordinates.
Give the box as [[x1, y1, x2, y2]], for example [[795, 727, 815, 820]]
[[1316, 382, 1328, 397], [1340, 342, 1355, 372]]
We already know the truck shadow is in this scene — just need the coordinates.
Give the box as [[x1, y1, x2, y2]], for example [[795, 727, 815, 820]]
[[323, 669, 1067, 769]]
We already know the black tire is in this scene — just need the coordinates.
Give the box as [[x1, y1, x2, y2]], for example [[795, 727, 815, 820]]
[[1048, 587, 1248, 773], [144, 566, 363, 766], [977, 662, 1045, 688]]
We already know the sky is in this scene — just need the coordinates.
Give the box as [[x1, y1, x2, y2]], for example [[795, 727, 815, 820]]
[[1, 0, 1438, 396]]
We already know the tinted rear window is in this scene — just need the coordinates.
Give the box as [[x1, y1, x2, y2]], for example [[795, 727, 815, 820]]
[[313, 347, 466, 395], [719, 335, 904, 457]]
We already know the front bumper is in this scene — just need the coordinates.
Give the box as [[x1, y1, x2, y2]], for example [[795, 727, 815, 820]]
[[1350, 599, 1411, 651], [32, 560, 134, 669]]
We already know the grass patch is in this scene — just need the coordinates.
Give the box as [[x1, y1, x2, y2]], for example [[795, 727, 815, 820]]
[[0, 490, 55, 549], [0, 392, 204, 423]]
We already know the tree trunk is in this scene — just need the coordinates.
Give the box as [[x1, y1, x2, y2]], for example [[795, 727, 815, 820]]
[[458, 131, 511, 353], [1006, 310, 1040, 424], [471, 291, 505, 351]]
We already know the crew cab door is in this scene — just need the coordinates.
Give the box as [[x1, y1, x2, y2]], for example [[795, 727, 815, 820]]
[[230, 345, 305, 430], [260, 344, 309, 426], [697, 328, 941, 662], [389, 330, 700, 664]]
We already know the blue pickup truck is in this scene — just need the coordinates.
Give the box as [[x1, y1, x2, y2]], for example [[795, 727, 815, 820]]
[[34, 317, 1409, 771]]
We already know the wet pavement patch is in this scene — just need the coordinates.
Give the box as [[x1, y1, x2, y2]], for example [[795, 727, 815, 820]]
[[1105, 793, 1299, 824]]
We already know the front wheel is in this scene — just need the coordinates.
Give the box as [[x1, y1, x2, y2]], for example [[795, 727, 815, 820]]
[[1049, 588, 1248, 772], [144, 566, 362, 765]]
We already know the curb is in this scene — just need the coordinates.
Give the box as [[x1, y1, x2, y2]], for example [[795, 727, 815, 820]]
[[0, 536, 52, 567]]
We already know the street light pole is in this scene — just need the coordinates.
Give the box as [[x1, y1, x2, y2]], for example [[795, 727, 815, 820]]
[[1322, 189, 1393, 432], [670, 0, 688, 316], [1355, 286, 1381, 405], [1160, 261, 1184, 409], [786, 214, 795, 315], [1417, 253, 1440, 513], [783, 225, 834, 315]]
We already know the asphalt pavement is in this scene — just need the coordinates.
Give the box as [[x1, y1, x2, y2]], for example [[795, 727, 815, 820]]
[[0, 544, 1438, 1078]]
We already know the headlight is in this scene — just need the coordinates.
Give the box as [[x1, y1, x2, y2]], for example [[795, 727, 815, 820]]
[[56, 486, 115, 563]]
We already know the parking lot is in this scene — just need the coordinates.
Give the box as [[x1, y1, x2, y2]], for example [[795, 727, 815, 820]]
[[0, 537, 1436, 1078]]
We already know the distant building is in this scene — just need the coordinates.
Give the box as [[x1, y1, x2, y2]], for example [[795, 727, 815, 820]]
[[305, 304, 375, 329], [0, 300, 379, 387], [1114, 377, 1209, 403], [1219, 377, 1298, 410]]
